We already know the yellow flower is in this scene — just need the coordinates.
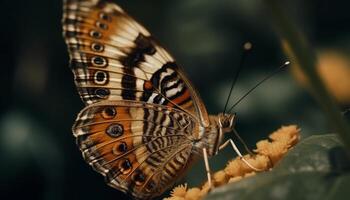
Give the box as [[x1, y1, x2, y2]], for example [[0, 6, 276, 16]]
[[165, 125, 300, 200], [170, 184, 188, 198]]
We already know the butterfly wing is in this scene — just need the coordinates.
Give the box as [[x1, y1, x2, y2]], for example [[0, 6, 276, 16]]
[[73, 100, 198, 199], [62, 0, 209, 126]]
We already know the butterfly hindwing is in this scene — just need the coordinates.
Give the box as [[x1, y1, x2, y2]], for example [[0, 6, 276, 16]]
[[63, 0, 209, 125], [73, 100, 197, 199]]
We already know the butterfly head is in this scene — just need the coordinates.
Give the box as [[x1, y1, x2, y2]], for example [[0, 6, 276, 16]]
[[204, 113, 237, 156], [218, 113, 237, 133]]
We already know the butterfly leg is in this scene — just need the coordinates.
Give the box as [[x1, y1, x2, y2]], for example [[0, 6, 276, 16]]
[[232, 128, 254, 155], [219, 139, 263, 171], [202, 148, 213, 190]]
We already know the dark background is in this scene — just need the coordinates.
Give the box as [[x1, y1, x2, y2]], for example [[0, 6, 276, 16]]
[[1, 0, 349, 199]]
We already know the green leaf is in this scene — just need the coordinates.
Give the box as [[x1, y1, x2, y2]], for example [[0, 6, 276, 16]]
[[205, 134, 350, 200]]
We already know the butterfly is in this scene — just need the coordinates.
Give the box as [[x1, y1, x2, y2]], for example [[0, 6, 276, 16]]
[[62, 0, 252, 199]]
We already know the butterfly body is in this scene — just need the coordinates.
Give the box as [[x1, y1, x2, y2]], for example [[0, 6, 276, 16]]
[[63, 0, 236, 199]]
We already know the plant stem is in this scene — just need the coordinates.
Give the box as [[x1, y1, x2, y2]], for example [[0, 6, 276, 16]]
[[263, 0, 350, 150]]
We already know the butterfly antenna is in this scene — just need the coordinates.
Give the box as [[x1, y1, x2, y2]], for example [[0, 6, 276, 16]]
[[228, 61, 290, 113], [223, 42, 253, 113]]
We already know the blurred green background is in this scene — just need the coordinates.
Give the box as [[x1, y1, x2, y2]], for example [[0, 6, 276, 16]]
[[1, 0, 349, 199]]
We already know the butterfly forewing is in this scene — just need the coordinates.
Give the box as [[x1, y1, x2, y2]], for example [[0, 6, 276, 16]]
[[73, 100, 196, 198], [63, 0, 209, 125]]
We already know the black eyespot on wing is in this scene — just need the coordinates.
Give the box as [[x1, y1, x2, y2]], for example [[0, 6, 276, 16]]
[[133, 170, 146, 185], [99, 12, 112, 21], [120, 159, 132, 173], [118, 142, 128, 152], [121, 159, 132, 170], [95, 88, 110, 98], [93, 70, 109, 85], [90, 30, 102, 39], [96, 71, 106, 82], [96, 21, 108, 30], [91, 43, 104, 52], [92, 56, 107, 66], [106, 123, 124, 137], [101, 107, 116, 119]]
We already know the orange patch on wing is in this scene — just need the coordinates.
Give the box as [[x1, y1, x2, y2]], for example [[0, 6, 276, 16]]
[[83, 105, 143, 182], [167, 89, 191, 106], [87, 106, 136, 164], [144, 81, 153, 90]]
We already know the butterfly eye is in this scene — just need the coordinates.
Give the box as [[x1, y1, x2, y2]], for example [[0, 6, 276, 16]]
[[222, 120, 230, 128], [101, 107, 116, 119], [119, 159, 132, 174], [106, 123, 124, 138], [91, 43, 104, 52]]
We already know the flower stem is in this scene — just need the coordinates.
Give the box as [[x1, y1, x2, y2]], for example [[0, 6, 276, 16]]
[[263, 0, 350, 150]]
